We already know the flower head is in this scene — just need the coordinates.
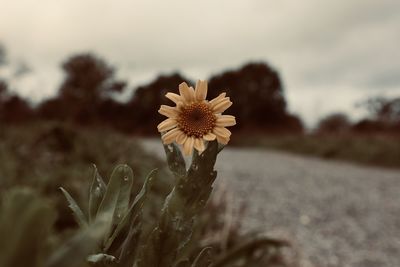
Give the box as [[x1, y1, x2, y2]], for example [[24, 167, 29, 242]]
[[158, 80, 236, 155]]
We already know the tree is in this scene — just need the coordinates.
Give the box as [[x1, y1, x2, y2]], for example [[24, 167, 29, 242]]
[[0, 80, 7, 101], [0, 81, 34, 124], [354, 97, 400, 134], [39, 53, 126, 123], [0, 43, 8, 104], [0, 80, 8, 121], [208, 62, 303, 132], [360, 97, 400, 124], [316, 113, 350, 134], [1, 95, 34, 123]]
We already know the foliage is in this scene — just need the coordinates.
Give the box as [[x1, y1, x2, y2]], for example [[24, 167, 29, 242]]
[[57, 141, 290, 267], [0, 123, 293, 266], [359, 97, 400, 123], [0, 123, 170, 230], [0, 66, 35, 124], [316, 113, 350, 134], [27, 54, 303, 134], [0, 188, 114, 267], [0, 188, 56, 267], [208, 62, 303, 132], [38, 53, 126, 123], [354, 97, 400, 134], [0, 95, 35, 123]]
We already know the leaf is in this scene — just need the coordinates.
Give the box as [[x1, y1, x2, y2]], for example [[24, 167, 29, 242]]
[[113, 165, 134, 227], [217, 143, 225, 154], [97, 164, 132, 243], [164, 142, 186, 179], [130, 169, 157, 213], [89, 164, 107, 223], [117, 213, 142, 267], [178, 140, 219, 214], [192, 247, 213, 267], [60, 187, 88, 228], [0, 188, 56, 267], [104, 169, 157, 251], [45, 214, 110, 267], [137, 142, 219, 267]]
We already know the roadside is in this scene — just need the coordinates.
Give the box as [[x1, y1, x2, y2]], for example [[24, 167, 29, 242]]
[[230, 134, 400, 169], [141, 138, 400, 267]]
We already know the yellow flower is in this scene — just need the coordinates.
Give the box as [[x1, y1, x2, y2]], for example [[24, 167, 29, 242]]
[[157, 80, 236, 156]]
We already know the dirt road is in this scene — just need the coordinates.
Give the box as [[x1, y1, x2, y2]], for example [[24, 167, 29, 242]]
[[141, 139, 400, 267]]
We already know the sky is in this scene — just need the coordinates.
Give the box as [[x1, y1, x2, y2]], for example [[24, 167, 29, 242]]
[[1, 0, 400, 126]]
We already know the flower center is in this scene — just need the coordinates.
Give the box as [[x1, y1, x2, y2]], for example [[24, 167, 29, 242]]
[[178, 102, 216, 138]]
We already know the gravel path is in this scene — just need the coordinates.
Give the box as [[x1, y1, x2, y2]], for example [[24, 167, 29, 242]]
[[140, 139, 400, 267]]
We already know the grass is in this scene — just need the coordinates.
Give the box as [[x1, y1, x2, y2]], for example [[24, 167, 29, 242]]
[[231, 133, 400, 168], [0, 122, 172, 230]]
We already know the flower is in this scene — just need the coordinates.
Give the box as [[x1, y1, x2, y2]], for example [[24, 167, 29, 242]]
[[157, 80, 236, 155]]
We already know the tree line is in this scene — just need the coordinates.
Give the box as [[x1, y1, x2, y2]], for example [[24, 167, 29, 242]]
[[0, 52, 303, 134], [0, 50, 399, 136]]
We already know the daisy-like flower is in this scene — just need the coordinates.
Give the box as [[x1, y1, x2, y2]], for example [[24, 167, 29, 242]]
[[157, 80, 236, 156]]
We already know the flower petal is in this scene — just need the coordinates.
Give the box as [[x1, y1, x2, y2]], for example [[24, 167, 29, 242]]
[[176, 131, 188, 145], [194, 138, 205, 152], [157, 118, 178, 132], [159, 105, 179, 118], [189, 87, 195, 98], [212, 99, 232, 113], [161, 128, 181, 144], [203, 132, 216, 141], [216, 134, 230, 145], [165, 93, 182, 104], [195, 80, 208, 101], [183, 136, 195, 156], [179, 82, 195, 102], [209, 93, 227, 107], [216, 115, 236, 127], [213, 127, 231, 138]]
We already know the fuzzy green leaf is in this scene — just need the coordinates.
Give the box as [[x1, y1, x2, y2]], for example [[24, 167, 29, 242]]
[[137, 141, 219, 267], [60, 187, 88, 227], [89, 164, 107, 223], [45, 214, 110, 267], [164, 142, 186, 179], [0, 188, 56, 267], [113, 165, 134, 226], [178, 140, 219, 215], [118, 214, 142, 267], [104, 169, 156, 251], [97, 164, 132, 243]]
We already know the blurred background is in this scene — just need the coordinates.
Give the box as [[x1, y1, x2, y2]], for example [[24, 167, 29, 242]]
[[1, 1, 400, 267]]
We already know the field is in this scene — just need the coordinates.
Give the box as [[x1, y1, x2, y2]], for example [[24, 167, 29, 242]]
[[0, 123, 172, 230], [0, 123, 290, 267]]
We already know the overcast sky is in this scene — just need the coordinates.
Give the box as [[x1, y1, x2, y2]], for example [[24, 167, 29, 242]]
[[1, 0, 399, 126]]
